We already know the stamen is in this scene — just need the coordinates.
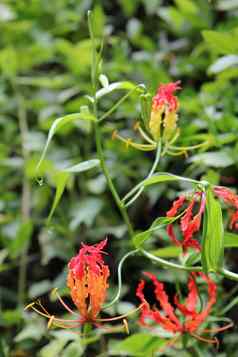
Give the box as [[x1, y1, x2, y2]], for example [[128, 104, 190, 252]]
[[53, 288, 77, 315], [123, 319, 129, 334], [191, 333, 219, 348], [97, 303, 144, 322], [47, 315, 55, 329], [202, 321, 234, 333], [24, 302, 35, 311], [138, 126, 156, 145]]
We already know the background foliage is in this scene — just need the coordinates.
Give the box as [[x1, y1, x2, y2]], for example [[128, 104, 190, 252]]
[[1, 0, 238, 356]]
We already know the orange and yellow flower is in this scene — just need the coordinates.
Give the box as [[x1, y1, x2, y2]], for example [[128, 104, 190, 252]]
[[25, 239, 142, 332], [67, 238, 109, 324], [149, 81, 181, 141]]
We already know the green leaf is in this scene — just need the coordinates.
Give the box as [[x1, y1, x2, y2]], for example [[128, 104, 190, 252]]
[[208, 55, 238, 74], [47, 171, 70, 223], [150, 246, 182, 258], [36, 111, 96, 172], [63, 159, 100, 173], [110, 333, 166, 356], [202, 30, 238, 55], [133, 216, 179, 248], [142, 173, 182, 186], [95, 81, 140, 99], [47, 160, 100, 222], [201, 188, 224, 273], [224, 231, 238, 248], [9, 220, 33, 258]]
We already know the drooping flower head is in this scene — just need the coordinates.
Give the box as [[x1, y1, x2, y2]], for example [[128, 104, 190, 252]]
[[67, 238, 109, 323], [136, 272, 231, 349], [166, 191, 206, 252], [149, 81, 181, 141]]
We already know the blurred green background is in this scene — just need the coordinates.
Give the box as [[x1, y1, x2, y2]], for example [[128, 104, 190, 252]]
[[1, 0, 238, 356]]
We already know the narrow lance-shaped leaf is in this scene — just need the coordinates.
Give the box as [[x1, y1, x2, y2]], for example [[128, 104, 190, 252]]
[[201, 188, 224, 273], [36, 111, 96, 173], [95, 81, 141, 100], [133, 215, 181, 248], [47, 159, 100, 223]]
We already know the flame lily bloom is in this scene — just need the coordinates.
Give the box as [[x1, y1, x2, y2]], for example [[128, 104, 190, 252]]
[[214, 186, 238, 230], [166, 191, 206, 251], [113, 81, 208, 156], [25, 239, 142, 332], [136, 272, 232, 349], [149, 81, 181, 141]]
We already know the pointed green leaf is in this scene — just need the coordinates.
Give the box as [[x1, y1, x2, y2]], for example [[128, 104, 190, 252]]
[[47, 160, 100, 222], [110, 333, 166, 356], [201, 188, 224, 273], [47, 171, 70, 223], [95, 81, 142, 99], [63, 159, 100, 173], [36, 111, 96, 172], [133, 216, 180, 248]]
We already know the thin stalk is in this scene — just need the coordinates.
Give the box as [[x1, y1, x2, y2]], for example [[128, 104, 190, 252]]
[[220, 268, 238, 282], [88, 11, 134, 238], [95, 125, 134, 237], [98, 85, 144, 123], [125, 141, 161, 207], [103, 249, 139, 309], [140, 249, 202, 272], [17, 93, 31, 305]]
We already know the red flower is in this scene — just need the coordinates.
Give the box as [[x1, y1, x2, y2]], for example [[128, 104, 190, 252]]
[[149, 81, 181, 141], [152, 81, 181, 112], [67, 238, 110, 324], [214, 186, 238, 230], [136, 272, 231, 348], [166, 192, 206, 251], [25, 239, 142, 332]]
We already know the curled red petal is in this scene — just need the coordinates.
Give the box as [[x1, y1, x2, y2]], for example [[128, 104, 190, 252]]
[[214, 186, 238, 209], [166, 224, 181, 246], [230, 211, 238, 230], [143, 272, 181, 327], [167, 195, 185, 217], [174, 273, 198, 316], [153, 81, 181, 112], [184, 273, 217, 333]]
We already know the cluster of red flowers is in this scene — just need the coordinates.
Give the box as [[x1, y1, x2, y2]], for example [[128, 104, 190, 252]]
[[136, 272, 219, 345], [165, 186, 238, 252], [26, 82, 236, 351]]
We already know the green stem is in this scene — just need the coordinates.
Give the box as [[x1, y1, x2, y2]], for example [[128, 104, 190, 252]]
[[95, 124, 134, 237], [124, 141, 161, 207], [98, 85, 144, 123], [88, 11, 134, 238], [103, 249, 139, 309], [140, 249, 202, 272], [220, 268, 238, 282]]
